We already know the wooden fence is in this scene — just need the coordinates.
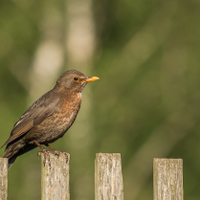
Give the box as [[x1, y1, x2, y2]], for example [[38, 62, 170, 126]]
[[0, 153, 183, 200]]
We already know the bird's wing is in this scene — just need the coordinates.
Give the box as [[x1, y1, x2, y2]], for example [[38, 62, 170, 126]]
[[1, 91, 60, 148]]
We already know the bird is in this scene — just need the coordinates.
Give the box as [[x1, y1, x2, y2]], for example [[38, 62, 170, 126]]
[[1, 70, 99, 169]]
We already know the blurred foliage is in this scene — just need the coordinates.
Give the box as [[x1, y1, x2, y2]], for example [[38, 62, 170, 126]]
[[1, 0, 200, 199]]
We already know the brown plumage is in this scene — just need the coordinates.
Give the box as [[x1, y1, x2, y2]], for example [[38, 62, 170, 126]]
[[1, 70, 99, 169]]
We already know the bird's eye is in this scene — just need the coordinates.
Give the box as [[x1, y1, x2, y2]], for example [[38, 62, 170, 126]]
[[74, 77, 79, 81]]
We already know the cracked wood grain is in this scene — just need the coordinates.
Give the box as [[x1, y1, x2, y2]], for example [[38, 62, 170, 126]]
[[95, 153, 124, 200], [41, 153, 70, 200], [153, 158, 183, 200], [0, 158, 8, 200]]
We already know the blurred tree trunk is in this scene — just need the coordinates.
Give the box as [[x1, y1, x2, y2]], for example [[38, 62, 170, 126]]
[[28, 1, 64, 102], [64, 1, 96, 200]]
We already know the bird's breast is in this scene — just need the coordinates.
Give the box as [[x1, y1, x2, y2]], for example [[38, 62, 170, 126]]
[[29, 93, 82, 143]]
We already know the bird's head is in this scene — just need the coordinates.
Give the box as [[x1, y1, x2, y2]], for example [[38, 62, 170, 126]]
[[55, 70, 99, 93]]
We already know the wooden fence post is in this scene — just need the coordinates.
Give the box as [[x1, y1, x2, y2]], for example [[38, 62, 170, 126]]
[[95, 153, 124, 200], [41, 153, 70, 200], [153, 158, 183, 200], [0, 158, 8, 200]]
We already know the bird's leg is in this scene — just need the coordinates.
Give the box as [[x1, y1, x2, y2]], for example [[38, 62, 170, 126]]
[[45, 144, 69, 163], [45, 144, 60, 157], [33, 140, 51, 168]]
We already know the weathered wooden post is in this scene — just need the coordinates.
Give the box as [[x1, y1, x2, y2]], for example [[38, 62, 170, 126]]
[[153, 158, 183, 200], [41, 153, 70, 200], [95, 153, 124, 200], [0, 158, 8, 200]]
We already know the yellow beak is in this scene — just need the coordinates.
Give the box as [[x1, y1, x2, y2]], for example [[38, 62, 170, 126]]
[[86, 76, 100, 82]]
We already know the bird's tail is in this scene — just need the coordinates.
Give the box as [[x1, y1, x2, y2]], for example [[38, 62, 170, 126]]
[[2, 142, 20, 170], [2, 143, 37, 170], [3, 153, 17, 170]]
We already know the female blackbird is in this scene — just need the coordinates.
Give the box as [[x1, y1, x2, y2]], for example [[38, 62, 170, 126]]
[[1, 70, 99, 169]]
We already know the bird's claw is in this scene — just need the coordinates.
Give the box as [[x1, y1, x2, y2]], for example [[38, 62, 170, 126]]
[[64, 152, 69, 163], [37, 151, 41, 159], [50, 150, 60, 158], [37, 150, 52, 169], [37, 150, 69, 169], [50, 151, 68, 163], [60, 151, 69, 163]]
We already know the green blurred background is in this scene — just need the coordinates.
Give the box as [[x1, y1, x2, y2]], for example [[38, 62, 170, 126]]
[[1, 0, 200, 199]]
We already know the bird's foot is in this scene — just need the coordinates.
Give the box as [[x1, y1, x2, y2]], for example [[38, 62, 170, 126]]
[[49, 149, 60, 157], [37, 150, 52, 169], [37, 149, 69, 168], [45, 144, 69, 163], [33, 140, 52, 169], [60, 151, 69, 163], [49, 151, 69, 163]]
